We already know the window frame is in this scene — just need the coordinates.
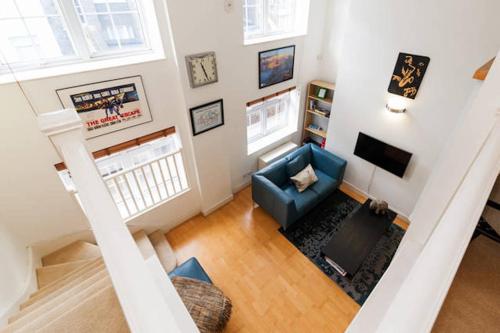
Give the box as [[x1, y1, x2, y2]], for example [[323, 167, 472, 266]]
[[246, 96, 289, 144], [0, 0, 163, 77], [243, 0, 310, 45], [246, 87, 300, 155]]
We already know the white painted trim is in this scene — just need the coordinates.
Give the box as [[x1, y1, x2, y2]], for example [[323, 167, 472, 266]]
[[0, 246, 39, 326], [202, 194, 234, 216], [233, 180, 252, 195]]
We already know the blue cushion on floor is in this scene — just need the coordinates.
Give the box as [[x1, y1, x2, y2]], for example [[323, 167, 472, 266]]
[[309, 169, 338, 200], [168, 257, 212, 284], [282, 184, 319, 213]]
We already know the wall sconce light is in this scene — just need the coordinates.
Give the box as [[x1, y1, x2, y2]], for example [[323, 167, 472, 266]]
[[386, 104, 406, 113], [386, 94, 408, 113]]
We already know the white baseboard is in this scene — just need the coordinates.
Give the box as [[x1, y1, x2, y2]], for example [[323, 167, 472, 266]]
[[233, 179, 251, 194], [342, 180, 410, 223], [201, 194, 234, 216]]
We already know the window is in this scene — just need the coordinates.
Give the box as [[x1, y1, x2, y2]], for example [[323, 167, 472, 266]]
[[58, 132, 190, 220], [243, 0, 310, 44], [246, 88, 300, 155], [0, 0, 157, 74]]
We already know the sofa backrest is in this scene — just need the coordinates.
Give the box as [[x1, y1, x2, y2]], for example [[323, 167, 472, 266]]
[[256, 144, 313, 187]]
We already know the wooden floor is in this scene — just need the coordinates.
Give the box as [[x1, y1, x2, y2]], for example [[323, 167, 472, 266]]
[[167, 184, 408, 333]]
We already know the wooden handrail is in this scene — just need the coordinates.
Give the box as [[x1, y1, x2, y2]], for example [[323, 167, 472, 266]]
[[246, 86, 296, 107], [55, 126, 176, 171], [473, 57, 495, 81]]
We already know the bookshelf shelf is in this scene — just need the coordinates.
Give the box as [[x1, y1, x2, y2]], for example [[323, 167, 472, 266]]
[[302, 80, 335, 147], [305, 127, 327, 138]]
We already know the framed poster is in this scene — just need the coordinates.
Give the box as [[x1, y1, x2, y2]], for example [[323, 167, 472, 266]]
[[388, 52, 430, 99], [189, 99, 224, 136], [56, 76, 153, 139], [259, 45, 295, 89]]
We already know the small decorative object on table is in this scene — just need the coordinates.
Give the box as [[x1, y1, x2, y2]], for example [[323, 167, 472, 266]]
[[369, 199, 389, 215]]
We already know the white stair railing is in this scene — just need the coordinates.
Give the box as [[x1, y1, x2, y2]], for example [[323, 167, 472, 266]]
[[38, 109, 196, 333], [347, 52, 500, 333], [105, 151, 189, 219], [375, 119, 500, 333]]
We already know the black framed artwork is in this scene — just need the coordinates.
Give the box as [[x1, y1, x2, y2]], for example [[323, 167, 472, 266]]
[[388, 52, 430, 99], [189, 99, 224, 136], [56, 76, 153, 139], [258, 45, 295, 89]]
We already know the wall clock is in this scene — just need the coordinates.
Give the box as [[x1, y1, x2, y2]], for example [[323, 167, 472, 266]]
[[185, 51, 218, 88]]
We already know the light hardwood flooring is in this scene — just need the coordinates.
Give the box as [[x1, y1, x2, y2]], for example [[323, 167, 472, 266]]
[[167, 184, 408, 333]]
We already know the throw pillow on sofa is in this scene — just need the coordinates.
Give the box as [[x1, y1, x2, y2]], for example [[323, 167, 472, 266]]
[[290, 164, 318, 192]]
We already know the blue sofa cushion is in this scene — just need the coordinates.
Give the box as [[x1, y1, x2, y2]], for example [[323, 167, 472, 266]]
[[286, 154, 307, 178], [309, 169, 338, 200], [282, 185, 319, 213], [168, 257, 212, 284], [260, 159, 289, 187]]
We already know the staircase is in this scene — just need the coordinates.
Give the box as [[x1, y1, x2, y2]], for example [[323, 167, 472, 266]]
[[1, 232, 176, 333]]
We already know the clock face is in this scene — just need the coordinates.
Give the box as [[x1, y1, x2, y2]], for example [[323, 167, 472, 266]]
[[186, 52, 218, 88]]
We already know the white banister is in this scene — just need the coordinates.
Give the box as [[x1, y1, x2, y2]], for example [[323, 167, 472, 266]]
[[347, 53, 500, 332], [375, 118, 500, 333], [103, 151, 189, 219], [38, 109, 191, 333]]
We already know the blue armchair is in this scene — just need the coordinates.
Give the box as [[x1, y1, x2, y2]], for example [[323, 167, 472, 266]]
[[252, 144, 347, 230]]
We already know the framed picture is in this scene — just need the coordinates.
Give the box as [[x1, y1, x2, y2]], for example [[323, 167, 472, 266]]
[[317, 88, 327, 99], [57, 76, 152, 139], [388, 52, 430, 99], [258, 45, 295, 89], [189, 99, 224, 136]]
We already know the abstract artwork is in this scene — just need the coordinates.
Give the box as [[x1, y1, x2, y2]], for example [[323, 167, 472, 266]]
[[388, 52, 430, 99], [57, 76, 152, 139], [189, 99, 224, 136], [258, 45, 295, 89]]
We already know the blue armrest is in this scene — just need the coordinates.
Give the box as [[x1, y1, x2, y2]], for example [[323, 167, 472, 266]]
[[168, 257, 212, 284], [252, 174, 296, 228], [311, 145, 347, 181]]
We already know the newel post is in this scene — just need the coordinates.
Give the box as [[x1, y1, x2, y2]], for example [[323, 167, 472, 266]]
[[38, 109, 183, 333]]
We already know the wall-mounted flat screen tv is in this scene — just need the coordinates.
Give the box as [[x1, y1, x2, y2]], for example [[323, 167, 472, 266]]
[[354, 132, 412, 178]]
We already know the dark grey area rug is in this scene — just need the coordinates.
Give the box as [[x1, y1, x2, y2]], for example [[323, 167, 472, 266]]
[[279, 190, 405, 305]]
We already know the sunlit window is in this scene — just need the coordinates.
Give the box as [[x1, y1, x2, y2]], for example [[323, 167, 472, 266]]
[[246, 88, 300, 154], [243, 0, 310, 44], [58, 134, 190, 220], [0, 0, 156, 74]]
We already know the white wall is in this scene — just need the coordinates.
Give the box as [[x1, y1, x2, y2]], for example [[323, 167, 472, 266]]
[[0, 0, 202, 247], [320, 0, 500, 216], [165, 0, 328, 197], [0, 225, 35, 325]]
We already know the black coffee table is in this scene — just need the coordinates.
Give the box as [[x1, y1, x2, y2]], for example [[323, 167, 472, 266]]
[[321, 200, 395, 277]]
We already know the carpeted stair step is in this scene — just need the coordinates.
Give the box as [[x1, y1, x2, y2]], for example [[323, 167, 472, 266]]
[[37, 284, 129, 333], [29, 257, 102, 300], [36, 259, 94, 289], [9, 268, 109, 324], [41, 240, 101, 266], [1, 275, 113, 333], [22, 259, 105, 309], [133, 230, 157, 260], [149, 231, 177, 273]]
